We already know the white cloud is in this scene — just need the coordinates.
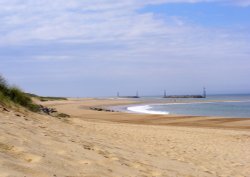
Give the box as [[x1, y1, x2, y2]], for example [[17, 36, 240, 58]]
[[0, 0, 231, 45], [0, 0, 248, 45], [0, 0, 249, 61], [0, 0, 250, 96], [229, 0, 250, 6]]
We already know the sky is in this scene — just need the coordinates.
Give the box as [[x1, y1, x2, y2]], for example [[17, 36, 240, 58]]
[[0, 0, 250, 97]]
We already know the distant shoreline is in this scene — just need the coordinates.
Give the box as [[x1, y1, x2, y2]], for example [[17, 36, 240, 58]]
[[40, 97, 250, 131], [108, 99, 250, 118]]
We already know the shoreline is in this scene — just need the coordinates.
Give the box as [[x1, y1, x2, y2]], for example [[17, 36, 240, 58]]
[[42, 98, 250, 131], [127, 105, 169, 115], [1, 97, 250, 176], [108, 99, 250, 118]]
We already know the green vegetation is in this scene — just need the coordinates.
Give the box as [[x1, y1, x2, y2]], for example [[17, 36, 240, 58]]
[[39, 97, 67, 101], [0, 75, 70, 119], [26, 93, 67, 102], [0, 75, 40, 112]]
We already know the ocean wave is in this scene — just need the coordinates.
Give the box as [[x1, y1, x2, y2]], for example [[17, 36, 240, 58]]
[[126, 100, 250, 116], [127, 105, 169, 115]]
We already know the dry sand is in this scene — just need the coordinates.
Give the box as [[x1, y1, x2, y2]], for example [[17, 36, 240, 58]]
[[0, 98, 250, 177]]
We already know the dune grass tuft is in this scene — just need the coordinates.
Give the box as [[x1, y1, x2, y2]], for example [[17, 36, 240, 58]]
[[0, 75, 39, 112]]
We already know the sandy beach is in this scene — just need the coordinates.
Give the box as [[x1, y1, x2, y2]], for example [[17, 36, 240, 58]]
[[1, 98, 250, 177]]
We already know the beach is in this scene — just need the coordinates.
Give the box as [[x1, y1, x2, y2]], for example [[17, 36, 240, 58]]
[[1, 98, 250, 177]]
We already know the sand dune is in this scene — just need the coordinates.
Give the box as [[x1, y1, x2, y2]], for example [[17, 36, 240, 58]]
[[0, 99, 250, 177]]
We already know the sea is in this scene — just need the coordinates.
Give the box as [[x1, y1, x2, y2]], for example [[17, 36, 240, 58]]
[[112, 94, 250, 118]]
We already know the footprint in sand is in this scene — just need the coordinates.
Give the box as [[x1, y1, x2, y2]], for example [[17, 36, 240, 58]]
[[82, 143, 120, 162], [0, 143, 41, 163], [23, 153, 42, 163], [83, 144, 95, 151], [79, 160, 92, 165], [96, 149, 120, 162], [0, 142, 13, 152], [97, 150, 111, 159], [14, 147, 42, 163]]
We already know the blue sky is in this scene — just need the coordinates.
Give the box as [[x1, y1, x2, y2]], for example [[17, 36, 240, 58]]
[[0, 0, 250, 97], [141, 2, 250, 27]]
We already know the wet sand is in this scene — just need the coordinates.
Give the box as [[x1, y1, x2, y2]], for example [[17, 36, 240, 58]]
[[45, 98, 250, 130]]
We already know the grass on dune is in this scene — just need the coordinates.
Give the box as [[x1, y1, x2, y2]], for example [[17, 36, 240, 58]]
[[26, 93, 67, 102], [0, 75, 40, 112], [0, 75, 70, 119]]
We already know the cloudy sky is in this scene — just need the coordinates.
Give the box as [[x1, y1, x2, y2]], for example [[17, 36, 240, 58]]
[[0, 0, 250, 97]]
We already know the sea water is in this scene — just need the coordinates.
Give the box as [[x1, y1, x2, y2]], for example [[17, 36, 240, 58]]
[[126, 94, 250, 118]]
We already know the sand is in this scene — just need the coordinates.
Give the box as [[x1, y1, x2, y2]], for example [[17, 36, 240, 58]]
[[0, 98, 250, 177]]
